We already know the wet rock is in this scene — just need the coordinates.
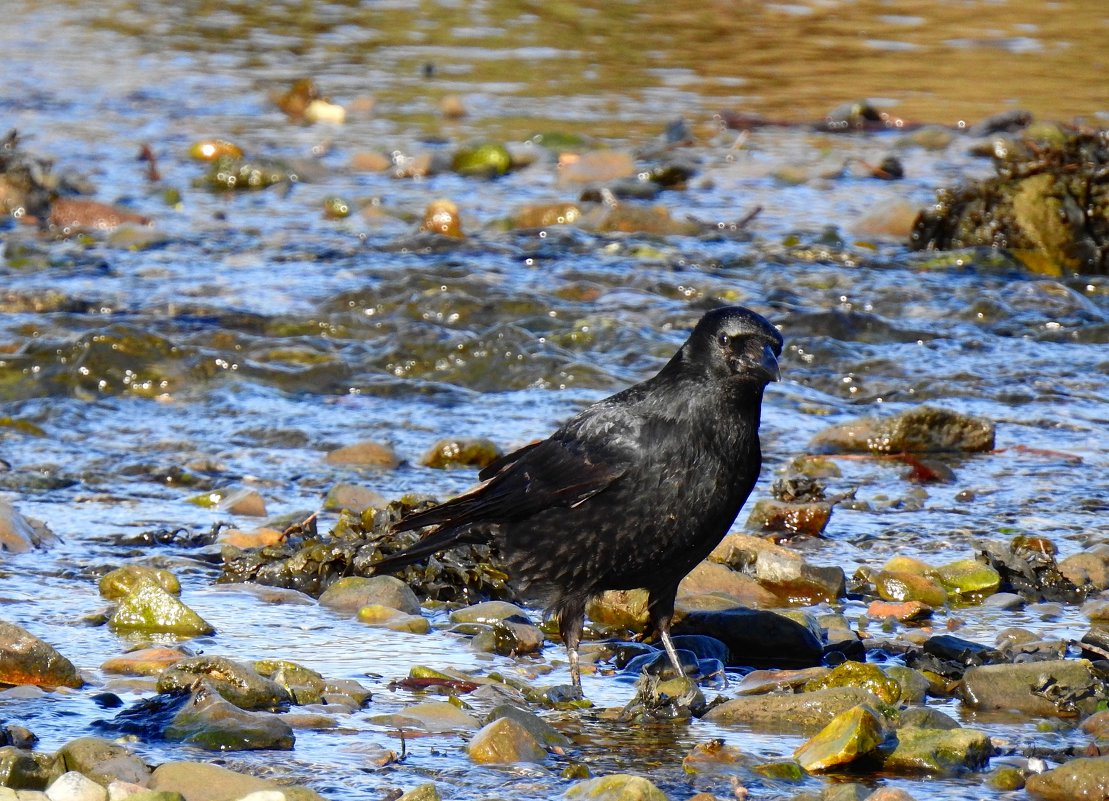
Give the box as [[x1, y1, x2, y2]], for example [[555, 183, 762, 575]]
[[929, 559, 1001, 599], [98, 566, 180, 600], [217, 527, 283, 549], [0, 620, 83, 689], [1025, 755, 1109, 800], [976, 537, 1086, 604], [452, 141, 511, 178], [794, 704, 886, 772], [674, 609, 824, 669], [621, 675, 706, 721], [705, 687, 889, 732], [48, 198, 148, 231], [419, 437, 501, 469], [200, 154, 293, 192], [368, 701, 481, 732], [676, 561, 780, 608], [0, 500, 57, 553], [252, 660, 326, 705], [0, 724, 36, 749], [885, 666, 931, 705], [318, 575, 420, 615], [744, 498, 833, 537], [213, 488, 266, 517], [148, 761, 325, 801], [804, 661, 901, 704], [962, 659, 1107, 717], [322, 483, 386, 513], [450, 600, 530, 625], [420, 199, 465, 238], [896, 707, 960, 731], [709, 533, 844, 602], [107, 583, 214, 637], [0, 746, 53, 790], [323, 440, 399, 469], [810, 406, 995, 454], [157, 657, 290, 710], [873, 570, 948, 607], [357, 606, 430, 634], [563, 773, 669, 801], [476, 617, 544, 656], [511, 202, 585, 229], [681, 738, 750, 776], [1059, 544, 1109, 591], [163, 688, 294, 751], [867, 600, 933, 622], [467, 717, 547, 764], [879, 726, 992, 775], [51, 736, 150, 786], [485, 704, 571, 750], [735, 666, 831, 695], [45, 771, 107, 801], [396, 784, 441, 801]]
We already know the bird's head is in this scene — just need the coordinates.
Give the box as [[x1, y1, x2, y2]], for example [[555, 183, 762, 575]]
[[684, 306, 783, 385]]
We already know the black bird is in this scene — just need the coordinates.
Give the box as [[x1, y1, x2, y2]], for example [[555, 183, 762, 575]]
[[373, 306, 783, 687]]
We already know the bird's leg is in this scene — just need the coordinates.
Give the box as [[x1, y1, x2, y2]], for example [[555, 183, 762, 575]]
[[557, 599, 586, 689], [648, 586, 687, 678]]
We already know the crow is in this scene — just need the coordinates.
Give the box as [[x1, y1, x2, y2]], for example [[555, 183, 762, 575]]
[[373, 306, 783, 687]]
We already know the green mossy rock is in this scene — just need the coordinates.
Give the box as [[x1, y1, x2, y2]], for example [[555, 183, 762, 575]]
[[563, 774, 670, 801], [108, 582, 214, 636], [98, 565, 180, 600], [794, 704, 886, 772]]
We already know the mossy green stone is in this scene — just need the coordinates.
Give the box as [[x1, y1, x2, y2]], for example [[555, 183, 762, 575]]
[[109, 582, 214, 636]]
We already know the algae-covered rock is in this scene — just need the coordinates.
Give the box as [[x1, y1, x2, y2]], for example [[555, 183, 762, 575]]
[[0, 745, 53, 790], [0, 620, 84, 689], [467, 717, 547, 764], [421, 199, 465, 238], [911, 126, 1109, 275], [485, 704, 571, 750], [108, 583, 214, 636], [928, 559, 1001, 599], [563, 773, 670, 801], [705, 687, 890, 731], [794, 704, 886, 772], [586, 590, 650, 633], [98, 565, 180, 600], [252, 659, 326, 705], [452, 141, 512, 178], [962, 659, 1107, 717], [157, 656, 290, 710], [745, 498, 832, 537], [164, 689, 294, 751], [880, 726, 992, 775], [874, 570, 948, 607], [396, 784, 441, 801], [51, 735, 151, 786], [804, 661, 902, 704], [810, 406, 995, 454]]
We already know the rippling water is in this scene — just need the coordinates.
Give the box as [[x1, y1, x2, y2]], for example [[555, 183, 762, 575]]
[[2, 1, 1108, 799]]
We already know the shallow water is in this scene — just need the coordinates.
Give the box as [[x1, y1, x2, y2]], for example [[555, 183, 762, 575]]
[[2, 1, 1109, 799]]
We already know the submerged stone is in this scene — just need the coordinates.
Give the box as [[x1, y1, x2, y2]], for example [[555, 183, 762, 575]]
[[368, 701, 480, 732], [962, 659, 1107, 717], [706, 687, 890, 732]]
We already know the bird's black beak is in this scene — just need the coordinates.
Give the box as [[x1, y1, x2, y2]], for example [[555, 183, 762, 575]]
[[753, 343, 781, 383]]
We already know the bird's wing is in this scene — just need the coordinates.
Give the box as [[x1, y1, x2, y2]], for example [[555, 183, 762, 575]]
[[392, 433, 628, 534]]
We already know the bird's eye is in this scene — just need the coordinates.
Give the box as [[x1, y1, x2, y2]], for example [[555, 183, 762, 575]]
[[718, 333, 730, 347]]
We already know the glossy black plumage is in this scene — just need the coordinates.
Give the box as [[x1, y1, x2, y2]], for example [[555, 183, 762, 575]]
[[373, 306, 783, 686]]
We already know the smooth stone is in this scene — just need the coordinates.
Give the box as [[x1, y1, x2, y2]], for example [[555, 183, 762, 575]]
[[677, 561, 780, 607], [98, 566, 180, 600], [809, 405, 995, 454], [44, 772, 106, 801], [705, 687, 889, 732], [149, 762, 324, 801], [485, 704, 571, 750], [0, 621, 83, 690], [1059, 545, 1109, 591], [880, 727, 992, 775], [324, 440, 399, 469], [164, 691, 294, 751], [586, 590, 649, 632], [216, 488, 266, 517], [794, 704, 885, 772], [100, 647, 189, 676], [804, 661, 901, 704], [963, 659, 1107, 717], [419, 437, 500, 469], [252, 660, 326, 705], [563, 774, 670, 801], [318, 575, 420, 615], [51, 736, 150, 786], [0, 501, 56, 553], [0, 745, 53, 790], [368, 701, 480, 732], [449, 601, 529, 625], [467, 717, 547, 764], [322, 483, 387, 513], [395, 785, 440, 801], [1025, 755, 1109, 801], [673, 608, 824, 669], [157, 657, 290, 710]]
